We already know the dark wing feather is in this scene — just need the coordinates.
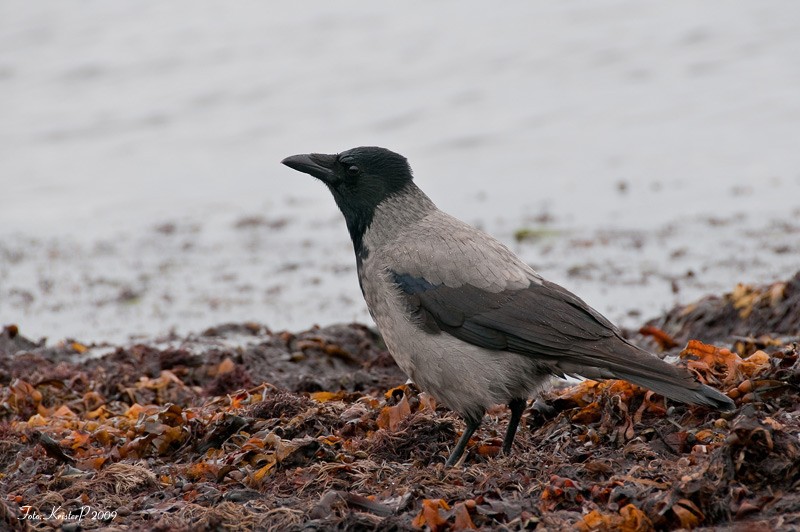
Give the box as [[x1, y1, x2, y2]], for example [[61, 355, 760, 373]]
[[391, 271, 734, 410], [393, 271, 615, 354]]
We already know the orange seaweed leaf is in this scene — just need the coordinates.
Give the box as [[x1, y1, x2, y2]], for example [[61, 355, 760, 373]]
[[66, 430, 91, 450], [681, 340, 773, 389], [638, 325, 678, 349], [680, 340, 740, 384], [125, 403, 148, 419], [453, 501, 476, 530], [578, 504, 652, 532], [376, 394, 411, 431], [82, 391, 105, 411], [571, 401, 602, 424], [672, 498, 704, 529], [92, 428, 114, 446], [71, 342, 88, 354], [216, 357, 236, 375], [578, 509, 612, 531], [9, 379, 42, 410], [53, 405, 77, 418], [186, 462, 219, 481], [310, 391, 346, 403], [81, 456, 108, 470], [252, 461, 276, 483], [619, 504, 653, 532], [412, 499, 450, 531], [26, 414, 48, 427], [383, 384, 411, 400], [555, 379, 601, 407], [86, 405, 112, 421], [477, 443, 501, 458], [739, 350, 770, 377]]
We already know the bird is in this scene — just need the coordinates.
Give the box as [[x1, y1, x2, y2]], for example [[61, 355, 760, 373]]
[[281, 146, 735, 467]]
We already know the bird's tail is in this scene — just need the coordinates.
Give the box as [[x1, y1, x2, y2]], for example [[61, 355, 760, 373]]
[[559, 338, 735, 411], [612, 364, 734, 410]]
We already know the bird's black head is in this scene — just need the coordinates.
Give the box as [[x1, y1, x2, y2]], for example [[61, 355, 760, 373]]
[[281, 146, 414, 252]]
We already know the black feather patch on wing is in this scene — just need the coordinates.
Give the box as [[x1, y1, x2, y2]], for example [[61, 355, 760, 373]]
[[391, 271, 616, 353]]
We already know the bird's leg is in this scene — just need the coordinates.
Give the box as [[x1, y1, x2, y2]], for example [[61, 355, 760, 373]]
[[445, 414, 483, 467], [502, 398, 527, 456]]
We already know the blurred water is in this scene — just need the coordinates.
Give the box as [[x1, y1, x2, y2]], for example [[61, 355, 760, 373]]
[[1, 1, 799, 343]]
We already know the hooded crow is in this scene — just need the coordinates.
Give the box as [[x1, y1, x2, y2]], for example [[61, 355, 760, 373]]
[[282, 146, 734, 466]]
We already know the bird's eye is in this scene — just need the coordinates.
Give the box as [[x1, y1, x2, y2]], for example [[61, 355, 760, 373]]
[[347, 165, 360, 177]]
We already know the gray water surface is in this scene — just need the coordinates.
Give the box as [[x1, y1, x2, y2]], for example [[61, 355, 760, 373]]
[[2, 1, 799, 343]]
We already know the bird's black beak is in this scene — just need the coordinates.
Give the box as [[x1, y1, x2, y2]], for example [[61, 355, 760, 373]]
[[281, 153, 338, 184]]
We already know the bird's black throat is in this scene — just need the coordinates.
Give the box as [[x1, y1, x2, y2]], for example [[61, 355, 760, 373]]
[[332, 180, 415, 266]]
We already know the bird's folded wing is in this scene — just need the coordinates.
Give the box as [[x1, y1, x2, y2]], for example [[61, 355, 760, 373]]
[[391, 270, 702, 388], [391, 270, 617, 358]]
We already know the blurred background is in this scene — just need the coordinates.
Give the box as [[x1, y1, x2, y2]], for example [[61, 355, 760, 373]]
[[1, 1, 799, 343]]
